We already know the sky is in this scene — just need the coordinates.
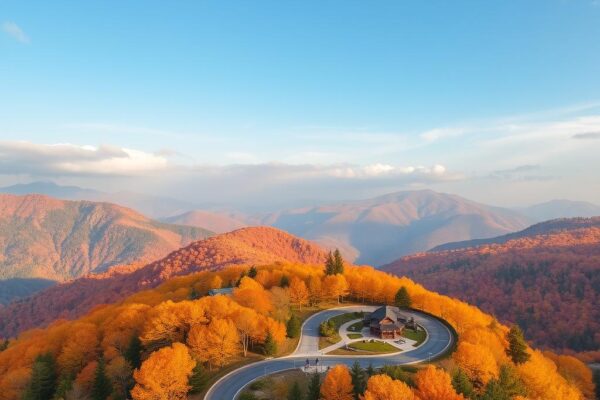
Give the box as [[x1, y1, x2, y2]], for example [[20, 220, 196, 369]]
[[1, 0, 600, 210]]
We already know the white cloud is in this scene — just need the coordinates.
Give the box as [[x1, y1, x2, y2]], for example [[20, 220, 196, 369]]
[[0, 141, 169, 176], [2, 21, 29, 44]]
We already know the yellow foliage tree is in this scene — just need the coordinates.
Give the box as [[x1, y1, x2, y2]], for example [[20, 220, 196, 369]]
[[453, 341, 498, 389], [320, 364, 354, 400], [131, 343, 195, 400], [187, 318, 240, 370], [360, 374, 416, 400], [288, 277, 309, 310], [413, 365, 464, 400], [57, 322, 99, 374]]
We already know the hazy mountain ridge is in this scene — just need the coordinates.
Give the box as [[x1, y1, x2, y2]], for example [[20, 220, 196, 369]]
[[161, 209, 247, 233], [0, 226, 326, 337], [257, 190, 532, 265], [518, 199, 600, 222], [382, 217, 600, 353], [0, 194, 213, 283]]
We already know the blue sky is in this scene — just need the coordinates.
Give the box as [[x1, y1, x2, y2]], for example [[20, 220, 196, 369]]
[[1, 1, 600, 208]]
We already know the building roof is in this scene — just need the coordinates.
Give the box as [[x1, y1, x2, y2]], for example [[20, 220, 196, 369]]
[[370, 305, 400, 322]]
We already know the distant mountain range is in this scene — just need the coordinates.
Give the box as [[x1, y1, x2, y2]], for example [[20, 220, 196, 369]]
[[253, 190, 532, 265], [0, 194, 212, 288], [161, 210, 247, 234], [382, 217, 600, 353], [0, 226, 326, 337], [0, 182, 201, 218], [2, 182, 600, 266], [518, 199, 600, 222]]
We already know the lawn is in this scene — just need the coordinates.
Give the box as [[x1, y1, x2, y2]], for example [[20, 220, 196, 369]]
[[347, 333, 363, 339], [402, 328, 427, 346], [318, 311, 364, 349], [329, 312, 364, 328], [348, 340, 398, 353], [347, 321, 364, 332]]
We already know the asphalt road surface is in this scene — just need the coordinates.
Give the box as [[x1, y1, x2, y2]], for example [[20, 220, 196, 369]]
[[204, 305, 455, 400]]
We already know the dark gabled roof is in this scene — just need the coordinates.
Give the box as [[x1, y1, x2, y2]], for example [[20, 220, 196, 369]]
[[380, 323, 399, 331], [370, 305, 400, 322]]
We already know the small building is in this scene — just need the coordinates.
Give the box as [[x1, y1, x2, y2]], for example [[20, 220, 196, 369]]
[[364, 305, 405, 339], [208, 287, 234, 296]]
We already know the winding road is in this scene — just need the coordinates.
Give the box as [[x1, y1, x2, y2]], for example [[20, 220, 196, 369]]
[[204, 305, 455, 399]]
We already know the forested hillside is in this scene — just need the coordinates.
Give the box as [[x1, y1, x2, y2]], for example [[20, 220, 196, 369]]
[[0, 194, 212, 283], [0, 227, 326, 337], [383, 217, 600, 359], [0, 262, 592, 399]]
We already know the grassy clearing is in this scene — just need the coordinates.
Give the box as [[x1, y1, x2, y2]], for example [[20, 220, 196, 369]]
[[318, 311, 364, 349], [329, 312, 364, 328], [347, 333, 363, 339], [347, 321, 364, 332], [402, 328, 427, 347], [348, 341, 398, 353]]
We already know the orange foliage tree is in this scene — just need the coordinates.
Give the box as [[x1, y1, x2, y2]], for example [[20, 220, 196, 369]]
[[131, 343, 195, 400], [360, 374, 416, 400], [413, 365, 464, 400], [320, 364, 354, 400], [187, 318, 240, 370], [453, 341, 499, 389], [288, 277, 309, 310]]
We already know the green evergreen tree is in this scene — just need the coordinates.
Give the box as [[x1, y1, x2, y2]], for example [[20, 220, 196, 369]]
[[480, 364, 526, 400], [350, 361, 366, 399], [506, 325, 531, 364], [593, 368, 600, 400], [307, 373, 321, 400], [333, 249, 344, 274], [52, 374, 74, 400], [380, 365, 411, 384], [452, 368, 474, 399], [325, 251, 336, 275], [189, 363, 209, 393], [91, 358, 112, 400], [124, 335, 143, 369], [394, 286, 412, 308], [23, 353, 57, 400], [366, 363, 375, 377], [288, 381, 303, 400], [248, 266, 258, 278], [263, 331, 277, 356], [280, 275, 290, 288], [189, 287, 199, 300], [0, 339, 8, 352], [236, 271, 247, 287], [286, 315, 301, 338]]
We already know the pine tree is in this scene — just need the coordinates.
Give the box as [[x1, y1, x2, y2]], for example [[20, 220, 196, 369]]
[[307, 373, 321, 400], [288, 381, 303, 400], [366, 363, 375, 377], [124, 335, 143, 369], [481, 364, 526, 400], [23, 353, 57, 400], [280, 275, 290, 288], [189, 363, 209, 393], [91, 358, 112, 400], [189, 287, 199, 300], [350, 361, 366, 399], [236, 271, 247, 287], [506, 325, 530, 364], [263, 331, 277, 356], [325, 251, 336, 275], [333, 249, 344, 274], [452, 368, 474, 398], [286, 315, 301, 338], [52, 374, 73, 400], [0, 339, 8, 352], [395, 286, 412, 308], [248, 266, 258, 278]]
